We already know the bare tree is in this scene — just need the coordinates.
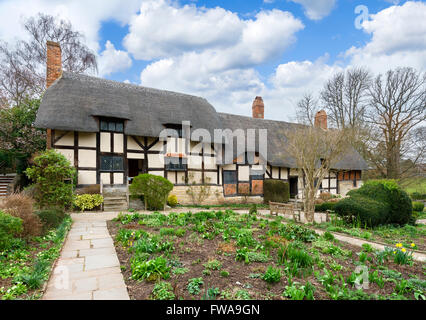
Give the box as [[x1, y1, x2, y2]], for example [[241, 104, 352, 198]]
[[320, 67, 371, 129], [295, 92, 319, 125], [284, 126, 350, 223], [366, 67, 426, 179], [0, 13, 97, 106]]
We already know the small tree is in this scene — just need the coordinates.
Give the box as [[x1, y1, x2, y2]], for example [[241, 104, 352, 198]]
[[25, 149, 75, 209], [129, 174, 173, 210], [283, 126, 350, 223]]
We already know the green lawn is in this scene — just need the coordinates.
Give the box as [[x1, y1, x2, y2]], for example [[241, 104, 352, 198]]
[[401, 177, 426, 195]]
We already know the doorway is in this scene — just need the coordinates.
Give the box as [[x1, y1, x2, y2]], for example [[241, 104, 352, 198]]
[[289, 177, 298, 198], [128, 159, 143, 181]]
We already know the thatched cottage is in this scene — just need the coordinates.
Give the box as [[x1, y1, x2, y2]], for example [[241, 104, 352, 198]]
[[35, 42, 368, 209]]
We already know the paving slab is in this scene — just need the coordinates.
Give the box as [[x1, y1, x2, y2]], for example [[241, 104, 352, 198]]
[[42, 212, 129, 300]]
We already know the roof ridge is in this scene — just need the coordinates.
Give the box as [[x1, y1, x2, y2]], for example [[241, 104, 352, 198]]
[[61, 71, 208, 101], [218, 111, 300, 126]]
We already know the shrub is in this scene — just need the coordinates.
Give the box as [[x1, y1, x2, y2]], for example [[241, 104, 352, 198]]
[[35, 208, 67, 230], [25, 149, 76, 209], [335, 180, 412, 227], [73, 194, 104, 212], [129, 174, 173, 210], [167, 194, 178, 207], [262, 266, 282, 283], [0, 211, 23, 250], [0, 193, 42, 237], [411, 192, 426, 200], [264, 180, 290, 204], [413, 202, 424, 212], [279, 223, 318, 242], [315, 202, 336, 212]]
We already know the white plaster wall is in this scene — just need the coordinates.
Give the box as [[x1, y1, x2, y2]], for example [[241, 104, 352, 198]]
[[238, 166, 250, 181], [78, 132, 96, 148], [205, 171, 218, 184], [113, 133, 124, 153], [56, 149, 74, 164], [188, 155, 202, 169], [55, 131, 74, 146], [101, 172, 110, 184], [127, 136, 143, 151], [78, 150, 96, 168], [204, 156, 216, 170], [148, 154, 164, 168], [78, 170, 96, 185], [280, 168, 288, 179], [100, 132, 111, 152], [114, 172, 124, 184], [272, 167, 279, 179], [149, 170, 164, 177], [127, 153, 144, 159]]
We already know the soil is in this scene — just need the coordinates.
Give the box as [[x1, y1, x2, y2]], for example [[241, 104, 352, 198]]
[[107, 214, 426, 301]]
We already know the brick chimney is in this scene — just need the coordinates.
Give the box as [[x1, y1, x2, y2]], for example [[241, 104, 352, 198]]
[[46, 41, 62, 88], [46, 41, 62, 149], [314, 110, 327, 130], [252, 96, 264, 119]]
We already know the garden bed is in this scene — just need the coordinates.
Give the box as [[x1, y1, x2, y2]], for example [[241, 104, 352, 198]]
[[0, 216, 72, 300], [108, 210, 425, 300], [314, 221, 426, 252]]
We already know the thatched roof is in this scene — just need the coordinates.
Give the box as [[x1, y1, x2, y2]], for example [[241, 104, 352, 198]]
[[35, 72, 368, 170], [35, 72, 223, 142], [218, 113, 369, 170]]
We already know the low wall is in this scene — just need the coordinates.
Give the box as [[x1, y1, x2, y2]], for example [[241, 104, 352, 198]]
[[338, 180, 363, 197], [170, 185, 263, 205]]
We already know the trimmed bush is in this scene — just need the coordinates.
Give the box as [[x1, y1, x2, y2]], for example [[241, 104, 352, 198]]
[[130, 174, 174, 210], [0, 193, 42, 237], [334, 196, 389, 227], [73, 194, 104, 212], [413, 202, 424, 212], [264, 180, 290, 204], [35, 208, 67, 230], [25, 149, 76, 209], [167, 194, 178, 207], [0, 210, 23, 250], [334, 180, 412, 227], [315, 201, 336, 212]]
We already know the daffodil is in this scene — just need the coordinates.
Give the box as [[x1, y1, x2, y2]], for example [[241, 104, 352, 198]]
[[401, 248, 406, 253], [393, 251, 396, 254], [411, 243, 416, 247], [396, 243, 403, 248]]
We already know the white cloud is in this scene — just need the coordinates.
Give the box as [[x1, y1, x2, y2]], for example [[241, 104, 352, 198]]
[[98, 41, 132, 76], [290, 0, 337, 20], [124, 0, 243, 60], [124, 0, 304, 67], [345, 1, 426, 74]]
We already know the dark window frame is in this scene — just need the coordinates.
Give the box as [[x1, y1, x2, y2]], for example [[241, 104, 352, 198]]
[[165, 157, 187, 171], [100, 156, 124, 172], [100, 118, 124, 133], [223, 170, 237, 184]]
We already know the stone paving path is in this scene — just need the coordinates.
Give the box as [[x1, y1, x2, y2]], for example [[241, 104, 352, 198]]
[[43, 212, 129, 300]]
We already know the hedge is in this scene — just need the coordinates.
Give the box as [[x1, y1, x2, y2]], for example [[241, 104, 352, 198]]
[[264, 180, 290, 204], [315, 201, 336, 212], [334, 180, 412, 227], [413, 201, 424, 212], [129, 174, 174, 210], [411, 192, 426, 200]]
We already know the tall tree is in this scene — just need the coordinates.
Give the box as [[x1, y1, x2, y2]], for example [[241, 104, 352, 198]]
[[366, 67, 426, 179], [295, 92, 319, 126], [0, 13, 97, 106], [320, 67, 371, 130]]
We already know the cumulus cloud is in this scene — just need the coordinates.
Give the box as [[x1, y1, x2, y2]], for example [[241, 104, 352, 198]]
[[98, 41, 132, 76], [124, 0, 304, 67], [0, 0, 141, 52], [290, 0, 337, 20], [345, 1, 426, 74]]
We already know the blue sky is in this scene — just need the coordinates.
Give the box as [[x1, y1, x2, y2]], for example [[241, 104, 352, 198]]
[[1, 0, 425, 120]]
